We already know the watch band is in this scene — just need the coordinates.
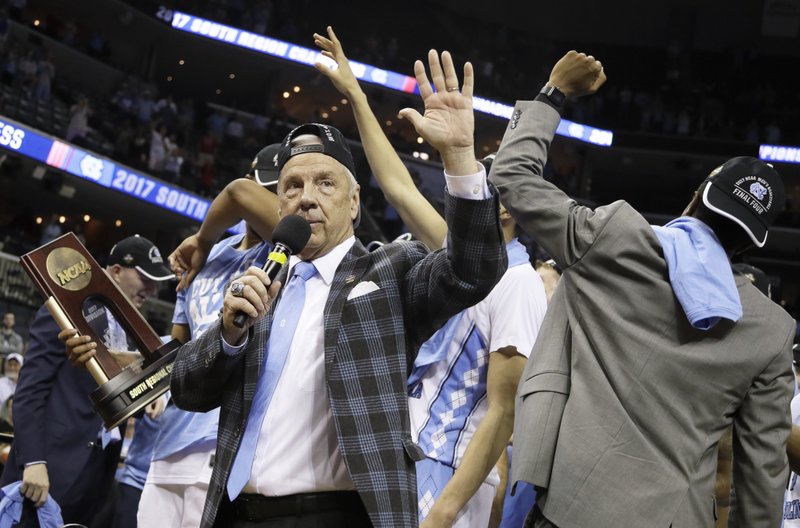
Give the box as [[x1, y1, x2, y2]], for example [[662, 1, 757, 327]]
[[538, 83, 567, 108]]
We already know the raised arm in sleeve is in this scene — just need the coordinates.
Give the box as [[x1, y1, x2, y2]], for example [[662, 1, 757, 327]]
[[489, 100, 621, 269], [402, 189, 506, 347]]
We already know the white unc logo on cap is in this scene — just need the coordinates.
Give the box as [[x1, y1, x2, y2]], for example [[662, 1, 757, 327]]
[[148, 246, 163, 264], [750, 182, 768, 201]]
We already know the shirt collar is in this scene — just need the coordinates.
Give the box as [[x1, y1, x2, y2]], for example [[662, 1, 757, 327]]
[[289, 236, 356, 286]]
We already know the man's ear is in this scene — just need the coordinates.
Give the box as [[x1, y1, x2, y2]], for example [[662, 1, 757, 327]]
[[106, 264, 123, 284], [351, 184, 361, 222]]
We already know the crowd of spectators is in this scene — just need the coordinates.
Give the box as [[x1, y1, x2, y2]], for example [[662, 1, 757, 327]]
[[5, 0, 798, 207], [0, 30, 55, 104], [2, 1, 800, 316], [0, 310, 23, 475], [11, 2, 800, 158], [158, 0, 800, 147]]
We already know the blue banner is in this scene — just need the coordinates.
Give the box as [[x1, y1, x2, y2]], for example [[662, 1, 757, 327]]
[[169, 11, 613, 146], [1, 115, 212, 223], [0, 118, 55, 162], [760, 144, 800, 165]]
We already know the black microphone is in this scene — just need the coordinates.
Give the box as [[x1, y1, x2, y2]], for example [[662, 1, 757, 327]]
[[233, 215, 312, 328]]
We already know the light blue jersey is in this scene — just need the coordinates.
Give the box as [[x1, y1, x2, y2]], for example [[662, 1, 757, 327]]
[[152, 234, 271, 461], [409, 240, 547, 523], [117, 335, 172, 489]]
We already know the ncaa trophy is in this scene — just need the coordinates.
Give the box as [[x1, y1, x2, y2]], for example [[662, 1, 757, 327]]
[[20, 232, 180, 429]]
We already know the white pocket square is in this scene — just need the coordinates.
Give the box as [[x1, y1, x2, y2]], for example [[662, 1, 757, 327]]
[[347, 281, 380, 300]]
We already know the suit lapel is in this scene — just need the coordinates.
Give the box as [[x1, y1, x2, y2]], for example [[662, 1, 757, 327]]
[[323, 240, 370, 370]]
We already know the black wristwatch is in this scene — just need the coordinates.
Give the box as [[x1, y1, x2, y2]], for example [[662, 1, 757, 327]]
[[538, 83, 567, 108]]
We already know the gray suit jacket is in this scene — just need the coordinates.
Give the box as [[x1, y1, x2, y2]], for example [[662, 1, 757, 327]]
[[170, 190, 507, 528], [490, 100, 794, 528]]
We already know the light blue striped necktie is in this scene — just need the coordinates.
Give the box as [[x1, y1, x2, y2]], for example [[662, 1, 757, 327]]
[[226, 261, 317, 499]]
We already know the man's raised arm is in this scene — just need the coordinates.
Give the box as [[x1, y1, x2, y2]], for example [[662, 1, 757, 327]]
[[396, 49, 506, 344], [488, 51, 606, 269]]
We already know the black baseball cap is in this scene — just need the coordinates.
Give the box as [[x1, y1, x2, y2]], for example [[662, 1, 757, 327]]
[[277, 123, 361, 228], [702, 156, 785, 248], [277, 123, 357, 176], [250, 143, 281, 187], [108, 235, 174, 281]]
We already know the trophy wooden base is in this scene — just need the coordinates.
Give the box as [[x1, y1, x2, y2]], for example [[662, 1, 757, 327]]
[[91, 339, 181, 429]]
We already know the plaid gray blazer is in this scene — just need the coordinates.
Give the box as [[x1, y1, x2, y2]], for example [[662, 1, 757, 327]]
[[170, 190, 507, 528]]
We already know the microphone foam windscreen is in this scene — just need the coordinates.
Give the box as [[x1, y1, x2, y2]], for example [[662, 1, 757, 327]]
[[272, 215, 312, 254]]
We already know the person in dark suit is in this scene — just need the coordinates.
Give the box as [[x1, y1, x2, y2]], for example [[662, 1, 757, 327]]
[[167, 50, 507, 528], [0, 235, 173, 527]]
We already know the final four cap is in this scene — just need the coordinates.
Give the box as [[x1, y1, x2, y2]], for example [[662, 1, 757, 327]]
[[701, 156, 785, 248], [250, 143, 281, 187], [108, 235, 174, 281], [277, 123, 361, 227]]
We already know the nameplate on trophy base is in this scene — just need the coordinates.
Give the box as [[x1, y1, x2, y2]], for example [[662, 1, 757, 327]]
[[20, 232, 179, 429]]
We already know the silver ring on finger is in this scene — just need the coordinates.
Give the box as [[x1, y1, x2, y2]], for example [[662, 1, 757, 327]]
[[230, 281, 246, 298]]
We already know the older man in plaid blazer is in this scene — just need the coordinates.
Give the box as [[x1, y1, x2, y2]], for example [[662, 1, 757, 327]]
[[169, 50, 507, 528]]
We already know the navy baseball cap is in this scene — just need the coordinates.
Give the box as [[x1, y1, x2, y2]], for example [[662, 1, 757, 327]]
[[277, 123, 361, 228], [277, 123, 357, 176], [108, 235, 174, 281], [702, 157, 785, 248], [250, 143, 281, 187]]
